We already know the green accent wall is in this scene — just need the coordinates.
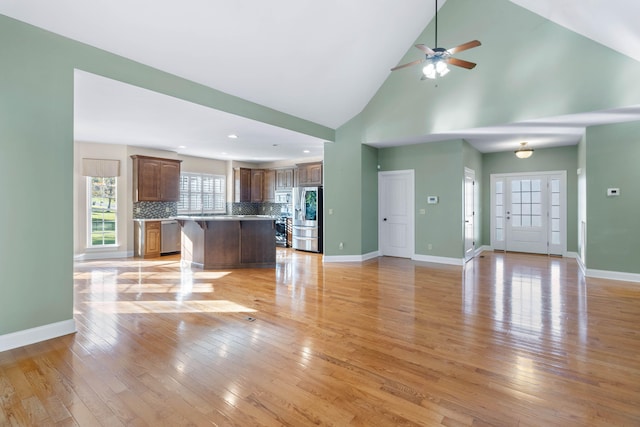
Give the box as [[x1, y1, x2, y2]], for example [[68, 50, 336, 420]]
[[0, 14, 332, 336], [323, 116, 363, 255], [361, 144, 379, 254], [585, 122, 640, 273], [481, 146, 578, 252], [378, 140, 464, 258]]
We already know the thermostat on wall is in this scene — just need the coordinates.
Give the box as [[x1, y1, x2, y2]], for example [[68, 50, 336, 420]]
[[427, 196, 439, 204], [607, 188, 620, 197]]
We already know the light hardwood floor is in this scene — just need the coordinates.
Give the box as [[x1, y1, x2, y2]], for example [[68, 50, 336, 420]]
[[1, 249, 640, 426]]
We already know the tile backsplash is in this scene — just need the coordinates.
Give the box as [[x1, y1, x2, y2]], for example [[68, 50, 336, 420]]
[[133, 201, 177, 219], [134, 201, 291, 219]]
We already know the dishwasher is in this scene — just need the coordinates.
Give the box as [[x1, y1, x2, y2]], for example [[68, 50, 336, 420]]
[[161, 220, 181, 254]]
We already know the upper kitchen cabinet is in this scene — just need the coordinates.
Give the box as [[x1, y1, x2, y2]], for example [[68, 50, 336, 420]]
[[296, 162, 323, 186], [131, 155, 182, 202], [263, 169, 276, 202], [234, 167, 252, 203], [275, 168, 294, 191], [250, 169, 265, 203]]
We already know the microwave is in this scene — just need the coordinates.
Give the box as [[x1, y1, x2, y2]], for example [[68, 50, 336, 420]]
[[275, 191, 291, 203]]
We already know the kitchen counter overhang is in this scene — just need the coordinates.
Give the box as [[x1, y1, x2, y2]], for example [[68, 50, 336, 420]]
[[175, 216, 276, 269]]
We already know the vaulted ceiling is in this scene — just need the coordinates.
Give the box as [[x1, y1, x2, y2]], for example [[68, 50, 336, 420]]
[[1, 0, 639, 160]]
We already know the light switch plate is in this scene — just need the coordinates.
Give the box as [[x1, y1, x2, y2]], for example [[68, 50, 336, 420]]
[[607, 188, 620, 196], [427, 196, 438, 204]]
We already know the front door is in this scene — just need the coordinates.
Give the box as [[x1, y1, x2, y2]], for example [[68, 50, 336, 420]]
[[379, 170, 414, 258], [491, 171, 566, 255]]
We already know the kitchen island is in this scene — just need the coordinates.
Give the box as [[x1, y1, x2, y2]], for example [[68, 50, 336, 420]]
[[176, 215, 276, 269]]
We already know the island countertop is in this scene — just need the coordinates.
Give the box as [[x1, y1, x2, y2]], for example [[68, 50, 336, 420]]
[[174, 215, 275, 221]]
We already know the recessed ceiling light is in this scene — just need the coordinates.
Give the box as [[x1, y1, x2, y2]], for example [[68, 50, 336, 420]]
[[273, 144, 279, 147], [303, 150, 310, 153], [228, 134, 238, 139], [178, 145, 186, 149], [221, 152, 227, 155]]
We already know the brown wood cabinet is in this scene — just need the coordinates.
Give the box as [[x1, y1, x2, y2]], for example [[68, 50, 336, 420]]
[[131, 155, 182, 202], [275, 168, 294, 191], [234, 168, 252, 202], [263, 169, 276, 202], [250, 169, 265, 202], [134, 220, 161, 258], [296, 162, 322, 186]]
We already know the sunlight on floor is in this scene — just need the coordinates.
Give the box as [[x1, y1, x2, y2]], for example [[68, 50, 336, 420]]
[[84, 300, 257, 314]]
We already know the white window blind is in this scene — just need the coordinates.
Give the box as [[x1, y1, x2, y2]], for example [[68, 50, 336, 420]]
[[178, 172, 225, 214]]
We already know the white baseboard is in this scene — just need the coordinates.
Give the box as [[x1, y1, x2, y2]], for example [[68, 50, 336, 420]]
[[475, 246, 492, 255], [586, 269, 640, 283], [412, 254, 464, 266], [323, 251, 380, 263], [75, 250, 133, 261], [0, 319, 77, 352]]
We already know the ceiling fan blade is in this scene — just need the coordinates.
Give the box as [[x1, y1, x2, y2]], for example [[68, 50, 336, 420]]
[[415, 44, 435, 55], [447, 40, 481, 55], [446, 57, 477, 70], [391, 58, 425, 72]]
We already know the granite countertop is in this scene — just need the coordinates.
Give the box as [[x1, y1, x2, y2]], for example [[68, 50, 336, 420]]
[[174, 215, 275, 221]]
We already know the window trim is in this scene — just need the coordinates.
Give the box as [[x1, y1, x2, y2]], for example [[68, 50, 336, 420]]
[[87, 176, 118, 248]]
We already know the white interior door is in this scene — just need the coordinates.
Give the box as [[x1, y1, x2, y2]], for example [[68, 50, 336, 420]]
[[491, 171, 566, 255], [464, 168, 475, 262], [379, 170, 414, 258]]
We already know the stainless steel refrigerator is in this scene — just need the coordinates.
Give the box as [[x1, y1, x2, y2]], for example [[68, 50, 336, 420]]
[[292, 186, 322, 253]]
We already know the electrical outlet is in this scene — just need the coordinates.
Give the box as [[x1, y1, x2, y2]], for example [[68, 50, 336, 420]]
[[339, 242, 344, 250], [328, 208, 334, 215], [135, 207, 141, 214], [165, 207, 170, 213], [419, 209, 426, 215], [428, 243, 432, 250]]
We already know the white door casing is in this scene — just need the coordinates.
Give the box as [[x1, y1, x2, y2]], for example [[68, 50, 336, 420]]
[[491, 171, 566, 256], [378, 170, 415, 258], [464, 168, 475, 262]]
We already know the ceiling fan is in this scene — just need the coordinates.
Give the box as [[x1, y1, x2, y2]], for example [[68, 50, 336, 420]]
[[391, 0, 481, 79]]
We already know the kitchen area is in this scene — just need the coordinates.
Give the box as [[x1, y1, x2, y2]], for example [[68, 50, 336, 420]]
[[130, 154, 323, 265]]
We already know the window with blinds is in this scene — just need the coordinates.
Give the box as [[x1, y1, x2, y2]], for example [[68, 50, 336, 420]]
[[178, 173, 226, 214]]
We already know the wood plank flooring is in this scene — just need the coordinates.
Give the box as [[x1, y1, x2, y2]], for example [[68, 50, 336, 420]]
[[1, 249, 640, 426]]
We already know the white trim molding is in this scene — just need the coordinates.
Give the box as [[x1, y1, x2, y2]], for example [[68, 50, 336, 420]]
[[323, 251, 380, 263], [75, 250, 133, 261], [586, 269, 640, 283], [412, 254, 464, 266], [0, 319, 77, 352]]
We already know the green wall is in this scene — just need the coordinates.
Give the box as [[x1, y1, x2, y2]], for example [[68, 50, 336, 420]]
[[323, 116, 363, 255], [585, 122, 640, 273], [0, 14, 332, 336], [361, 144, 379, 254], [378, 140, 464, 258], [481, 146, 578, 251]]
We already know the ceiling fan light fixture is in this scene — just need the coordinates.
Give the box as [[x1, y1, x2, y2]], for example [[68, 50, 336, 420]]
[[515, 142, 534, 159], [422, 63, 436, 79]]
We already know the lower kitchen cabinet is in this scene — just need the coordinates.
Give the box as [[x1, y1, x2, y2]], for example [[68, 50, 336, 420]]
[[134, 220, 161, 258]]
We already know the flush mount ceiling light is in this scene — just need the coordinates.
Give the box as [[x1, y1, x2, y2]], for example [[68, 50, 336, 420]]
[[390, 0, 481, 80], [227, 134, 238, 139], [515, 142, 534, 159]]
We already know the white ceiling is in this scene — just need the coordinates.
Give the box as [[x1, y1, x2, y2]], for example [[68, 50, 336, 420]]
[[2, 0, 640, 160]]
